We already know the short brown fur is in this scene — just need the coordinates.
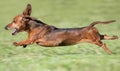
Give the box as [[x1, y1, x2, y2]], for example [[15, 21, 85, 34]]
[[5, 4, 118, 54]]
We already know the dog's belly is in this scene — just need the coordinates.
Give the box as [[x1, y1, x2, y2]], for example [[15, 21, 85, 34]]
[[36, 39, 81, 47], [59, 37, 82, 46], [36, 34, 83, 46]]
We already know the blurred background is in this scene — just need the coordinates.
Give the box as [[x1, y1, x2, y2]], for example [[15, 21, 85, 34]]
[[0, 0, 120, 71]]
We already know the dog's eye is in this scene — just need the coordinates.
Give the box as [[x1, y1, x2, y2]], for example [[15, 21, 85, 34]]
[[13, 21, 16, 23]]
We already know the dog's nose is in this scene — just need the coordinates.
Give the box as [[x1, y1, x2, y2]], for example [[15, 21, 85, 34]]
[[5, 26, 8, 30]]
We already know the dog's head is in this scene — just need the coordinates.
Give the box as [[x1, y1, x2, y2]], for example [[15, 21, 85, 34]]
[[5, 4, 32, 35]]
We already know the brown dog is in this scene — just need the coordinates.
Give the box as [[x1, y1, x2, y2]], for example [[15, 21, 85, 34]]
[[5, 4, 118, 54]]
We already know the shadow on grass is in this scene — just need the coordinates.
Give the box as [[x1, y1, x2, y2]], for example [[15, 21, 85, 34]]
[[39, 45, 120, 56], [39, 46, 99, 56]]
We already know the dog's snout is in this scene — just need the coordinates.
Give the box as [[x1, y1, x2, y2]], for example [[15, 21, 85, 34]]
[[5, 26, 8, 30]]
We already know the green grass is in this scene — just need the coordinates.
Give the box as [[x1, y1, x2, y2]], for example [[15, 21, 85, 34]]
[[0, 0, 120, 71]]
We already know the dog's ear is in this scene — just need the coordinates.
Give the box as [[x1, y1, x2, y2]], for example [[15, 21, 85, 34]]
[[23, 4, 32, 16], [22, 16, 32, 22]]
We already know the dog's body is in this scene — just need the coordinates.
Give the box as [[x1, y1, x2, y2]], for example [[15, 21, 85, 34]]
[[5, 4, 118, 54]]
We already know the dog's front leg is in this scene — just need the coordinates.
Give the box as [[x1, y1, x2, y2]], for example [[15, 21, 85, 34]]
[[13, 39, 33, 47]]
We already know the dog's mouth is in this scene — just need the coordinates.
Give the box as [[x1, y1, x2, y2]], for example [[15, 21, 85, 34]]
[[12, 29, 18, 35]]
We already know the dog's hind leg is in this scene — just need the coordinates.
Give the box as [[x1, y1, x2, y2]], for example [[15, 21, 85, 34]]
[[93, 41, 112, 54], [100, 34, 118, 40]]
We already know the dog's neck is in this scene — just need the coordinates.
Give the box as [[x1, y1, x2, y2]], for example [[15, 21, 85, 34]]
[[25, 19, 57, 36]]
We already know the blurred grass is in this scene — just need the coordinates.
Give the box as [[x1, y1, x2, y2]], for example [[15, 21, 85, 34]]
[[0, 0, 120, 71]]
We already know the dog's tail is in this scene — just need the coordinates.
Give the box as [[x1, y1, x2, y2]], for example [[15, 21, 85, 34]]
[[88, 20, 116, 29]]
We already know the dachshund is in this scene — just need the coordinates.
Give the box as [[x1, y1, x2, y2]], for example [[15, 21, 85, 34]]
[[5, 4, 118, 54]]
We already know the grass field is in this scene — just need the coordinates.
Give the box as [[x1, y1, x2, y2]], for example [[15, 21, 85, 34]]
[[0, 0, 120, 71]]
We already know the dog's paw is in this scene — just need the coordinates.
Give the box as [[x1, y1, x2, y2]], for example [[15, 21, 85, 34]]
[[13, 42, 19, 46], [113, 35, 119, 39]]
